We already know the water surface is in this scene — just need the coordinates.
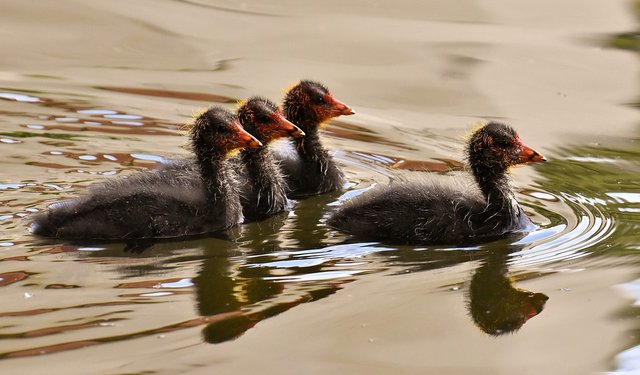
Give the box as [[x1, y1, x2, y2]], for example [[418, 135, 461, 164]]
[[0, 1, 639, 374]]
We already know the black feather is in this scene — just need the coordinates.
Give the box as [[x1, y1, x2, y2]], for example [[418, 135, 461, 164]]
[[327, 122, 537, 245], [30, 107, 243, 240], [279, 80, 345, 197]]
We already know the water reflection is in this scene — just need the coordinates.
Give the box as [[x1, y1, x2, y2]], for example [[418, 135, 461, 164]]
[[195, 240, 547, 341], [52, 229, 554, 345], [467, 248, 548, 335]]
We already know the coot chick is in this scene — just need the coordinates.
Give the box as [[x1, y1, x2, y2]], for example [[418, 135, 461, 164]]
[[236, 97, 304, 220], [30, 107, 261, 240], [275, 80, 355, 198], [327, 122, 546, 245]]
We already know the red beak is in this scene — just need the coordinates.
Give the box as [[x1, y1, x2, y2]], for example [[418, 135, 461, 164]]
[[517, 139, 546, 163], [231, 121, 262, 149], [272, 112, 305, 138], [326, 94, 355, 117]]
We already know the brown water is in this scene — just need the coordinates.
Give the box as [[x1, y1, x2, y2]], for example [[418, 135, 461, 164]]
[[1, 1, 639, 374]]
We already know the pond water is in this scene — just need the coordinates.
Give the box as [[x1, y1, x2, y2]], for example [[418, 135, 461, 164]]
[[1, 1, 639, 374]]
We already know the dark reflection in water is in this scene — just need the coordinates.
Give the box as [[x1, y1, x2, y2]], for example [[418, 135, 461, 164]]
[[194, 204, 346, 344], [467, 248, 548, 336], [59, 230, 552, 345], [181, 238, 550, 342]]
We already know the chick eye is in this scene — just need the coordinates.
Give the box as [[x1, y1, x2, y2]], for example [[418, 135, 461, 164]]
[[256, 114, 271, 123], [313, 96, 325, 105], [495, 138, 511, 148]]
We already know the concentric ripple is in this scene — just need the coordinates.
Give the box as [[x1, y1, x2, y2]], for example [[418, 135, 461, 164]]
[[510, 191, 616, 268]]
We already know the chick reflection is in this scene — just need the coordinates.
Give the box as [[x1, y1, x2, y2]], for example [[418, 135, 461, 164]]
[[193, 224, 281, 344], [194, 211, 341, 344], [467, 250, 548, 335], [195, 249, 339, 344]]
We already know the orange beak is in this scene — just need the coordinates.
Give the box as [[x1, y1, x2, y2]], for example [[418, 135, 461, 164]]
[[272, 112, 305, 139], [231, 120, 262, 149], [326, 94, 355, 117], [516, 138, 546, 163]]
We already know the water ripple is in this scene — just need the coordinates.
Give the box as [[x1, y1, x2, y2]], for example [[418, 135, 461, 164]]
[[509, 188, 622, 273]]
